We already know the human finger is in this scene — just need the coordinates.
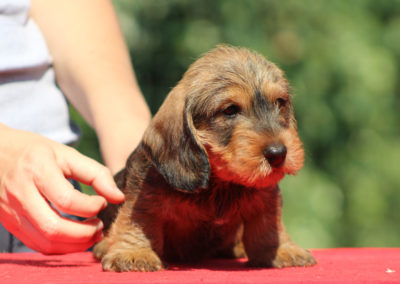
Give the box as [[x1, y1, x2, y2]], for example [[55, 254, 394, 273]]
[[38, 166, 107, 218], [58, 147, 124, 204], [25, 186, 105, 244], [1, 187, 104, 254], [12, 215, 103, 254]]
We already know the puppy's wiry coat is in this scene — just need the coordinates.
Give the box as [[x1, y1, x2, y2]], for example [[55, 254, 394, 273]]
[[94, 46, 316, 272]]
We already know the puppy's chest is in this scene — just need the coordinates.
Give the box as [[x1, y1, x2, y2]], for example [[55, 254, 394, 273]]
[[157, 187, 261, 261], [160, 185, 262, 228], [164, 199, 239, 229], [160, 198, 241, 261]]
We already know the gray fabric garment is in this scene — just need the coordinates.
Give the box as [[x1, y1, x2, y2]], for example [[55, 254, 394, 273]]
[[0, 0, 80, 144]]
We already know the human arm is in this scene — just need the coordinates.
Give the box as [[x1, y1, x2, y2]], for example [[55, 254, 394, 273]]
[[30, 0, 151, 174]]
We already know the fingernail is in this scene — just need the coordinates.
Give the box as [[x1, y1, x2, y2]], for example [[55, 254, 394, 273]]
[[113, 187, 125, 199], [113, 186, 122, 193], [97, 220, 104, 231]]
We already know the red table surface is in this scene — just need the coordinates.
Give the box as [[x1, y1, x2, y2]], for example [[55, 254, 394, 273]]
[[0, 248, 399, 283]]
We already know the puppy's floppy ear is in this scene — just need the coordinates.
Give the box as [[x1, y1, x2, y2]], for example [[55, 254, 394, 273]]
[[141, 84, 210, 193]]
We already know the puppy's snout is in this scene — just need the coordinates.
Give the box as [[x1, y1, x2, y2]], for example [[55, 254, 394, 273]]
[[263, 143, 287, 168]]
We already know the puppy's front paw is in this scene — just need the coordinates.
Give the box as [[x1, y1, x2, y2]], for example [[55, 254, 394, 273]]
[[102, 248, 164, 272], [272, 242, 316, 268], [247, 242, 316, 268]]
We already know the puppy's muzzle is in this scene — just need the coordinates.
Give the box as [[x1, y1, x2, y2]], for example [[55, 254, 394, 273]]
[[263, 143, 287, 168]]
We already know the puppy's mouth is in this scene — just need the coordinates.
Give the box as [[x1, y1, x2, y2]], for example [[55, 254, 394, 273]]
[[208, 153, 287, 189], [242, 167, 286, 189]]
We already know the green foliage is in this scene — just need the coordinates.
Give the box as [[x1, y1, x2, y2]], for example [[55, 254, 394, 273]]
[[73, 0, 400, 248]]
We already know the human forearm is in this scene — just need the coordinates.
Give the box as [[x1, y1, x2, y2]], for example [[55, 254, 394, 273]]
[[30, 0, 151, 172]]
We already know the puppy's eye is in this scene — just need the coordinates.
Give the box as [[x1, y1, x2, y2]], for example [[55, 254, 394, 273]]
[[223, 105, 240, 117], [275, 98, 287, 108]]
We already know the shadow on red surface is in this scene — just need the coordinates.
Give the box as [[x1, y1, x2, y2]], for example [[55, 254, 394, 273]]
[[0, 248, 399, 283]]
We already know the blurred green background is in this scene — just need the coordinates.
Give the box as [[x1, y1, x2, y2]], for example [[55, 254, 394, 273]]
[[71, 0, 400, 249]]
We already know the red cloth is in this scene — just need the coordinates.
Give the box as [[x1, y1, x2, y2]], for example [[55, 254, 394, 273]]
[[0, 248, 399, 283]]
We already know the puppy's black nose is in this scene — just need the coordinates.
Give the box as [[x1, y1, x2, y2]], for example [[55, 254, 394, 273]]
[[263, 143, 287, 168]]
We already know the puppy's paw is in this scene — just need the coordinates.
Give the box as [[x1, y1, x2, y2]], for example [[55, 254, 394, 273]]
[[93, 239, 110, 260], [102, 249, 164, 272], [272, 242, 316, 268], [247, 242, 316, 268]]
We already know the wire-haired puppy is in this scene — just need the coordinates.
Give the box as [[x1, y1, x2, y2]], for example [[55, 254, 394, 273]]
[[94, 45, 316, 272]]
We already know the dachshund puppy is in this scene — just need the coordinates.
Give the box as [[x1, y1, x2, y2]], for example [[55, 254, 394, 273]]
[[93, 45, 316, 272]]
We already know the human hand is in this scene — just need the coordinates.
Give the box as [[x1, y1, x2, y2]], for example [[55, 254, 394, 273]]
[[0, 125, 124, 254]]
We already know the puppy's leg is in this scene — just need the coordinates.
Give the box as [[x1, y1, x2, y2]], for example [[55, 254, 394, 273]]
[[273, 224, 316, 268], [244, 218, 316, 268], [214, 224, 247, 259], [100, 206, 164, 272], [216, 240, 247, 259], [243, 191, 316, 268]]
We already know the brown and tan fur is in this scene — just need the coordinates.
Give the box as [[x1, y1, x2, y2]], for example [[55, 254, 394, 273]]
[[94, 46, 316, 272]]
